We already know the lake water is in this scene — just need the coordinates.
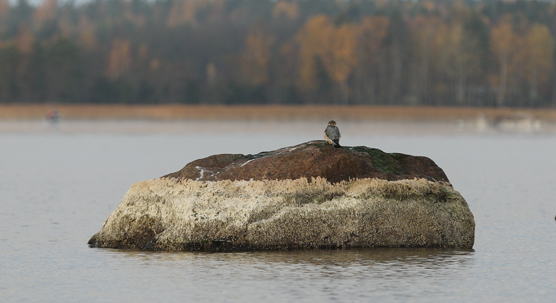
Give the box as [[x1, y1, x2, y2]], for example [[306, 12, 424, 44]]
[[1, 120, 555, 302]]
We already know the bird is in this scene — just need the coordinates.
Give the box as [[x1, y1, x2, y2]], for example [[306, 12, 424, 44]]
[[324, 120, 341, 148]]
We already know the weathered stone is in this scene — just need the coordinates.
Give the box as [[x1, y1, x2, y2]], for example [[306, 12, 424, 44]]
[[88, 178, 475, 251], [163, 140, 449, 183], [88, 141, 475, 251]]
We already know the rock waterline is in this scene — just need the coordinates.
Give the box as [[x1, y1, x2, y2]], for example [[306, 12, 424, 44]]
[[88, 141, 475, 251]]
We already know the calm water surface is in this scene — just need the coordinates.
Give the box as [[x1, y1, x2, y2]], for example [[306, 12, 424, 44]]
[[1, 120, 555, 302]]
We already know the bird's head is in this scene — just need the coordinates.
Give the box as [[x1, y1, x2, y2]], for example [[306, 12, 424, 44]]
[[328, 120, 337, 126]]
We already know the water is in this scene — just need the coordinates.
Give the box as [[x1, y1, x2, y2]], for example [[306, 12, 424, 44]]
[[1, 120, 555, 302]]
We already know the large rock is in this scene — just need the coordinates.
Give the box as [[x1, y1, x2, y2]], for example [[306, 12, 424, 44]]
[[88, 141, 475, 251]]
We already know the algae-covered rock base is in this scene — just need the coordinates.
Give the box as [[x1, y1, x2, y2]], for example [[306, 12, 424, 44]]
[[88, 141, 475, 251]]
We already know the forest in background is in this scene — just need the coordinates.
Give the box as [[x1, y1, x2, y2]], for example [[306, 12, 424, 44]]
[[1, 0, 556, 107]]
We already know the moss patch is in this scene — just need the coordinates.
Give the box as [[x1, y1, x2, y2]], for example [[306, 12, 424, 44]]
[[348, 146, 403, 174]]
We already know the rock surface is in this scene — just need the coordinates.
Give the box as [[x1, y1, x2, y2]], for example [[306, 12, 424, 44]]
[[163, 140, 449, 183], [88, 142, 475, 251]]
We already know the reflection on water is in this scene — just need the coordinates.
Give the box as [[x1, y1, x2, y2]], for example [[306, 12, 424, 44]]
[[115, 248, 474, 269], [79, 248, 476, 302], [99, 248, 475, 288]]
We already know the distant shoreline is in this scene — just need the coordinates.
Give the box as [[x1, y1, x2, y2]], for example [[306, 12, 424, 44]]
[[1, 104, 556, 122]]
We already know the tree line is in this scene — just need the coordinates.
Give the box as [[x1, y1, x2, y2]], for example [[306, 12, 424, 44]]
[[1, 0, 556, 107]]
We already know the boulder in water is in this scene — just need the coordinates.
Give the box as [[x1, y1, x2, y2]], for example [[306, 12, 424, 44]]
[[88, 141, 474, 251]]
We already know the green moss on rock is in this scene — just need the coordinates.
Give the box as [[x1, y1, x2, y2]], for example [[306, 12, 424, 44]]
[[348, 146, 403, 174]]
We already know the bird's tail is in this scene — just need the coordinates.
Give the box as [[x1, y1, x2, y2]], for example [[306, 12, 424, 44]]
[[333, 140, 341, 148]]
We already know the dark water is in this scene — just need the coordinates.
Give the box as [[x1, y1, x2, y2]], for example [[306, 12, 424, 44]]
[[1, 121, 555, 302]]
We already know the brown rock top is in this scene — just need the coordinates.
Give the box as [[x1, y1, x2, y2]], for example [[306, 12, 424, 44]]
[[163, 140, 449, 183]]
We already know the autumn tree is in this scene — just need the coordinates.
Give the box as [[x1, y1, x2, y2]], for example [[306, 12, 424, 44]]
[[0, 0, 10, 19], [16, 25, 34, 53], [107, 39, 131, 80], [491, 17, 522, 107], [78, 16, 97, 49], [418, 3, 485, 107], [296, 15, 358, 103], [0, 0, 555, 106], [354, 16, 390, 104], [523, 24, 554, 105], [241, 22, 274, 86], [410, 16, 441, 105], [296, 15, 333, 92], [324, 23, 358, 103]]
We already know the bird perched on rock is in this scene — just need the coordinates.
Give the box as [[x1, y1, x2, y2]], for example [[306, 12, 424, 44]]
[[324, 120, 341, 148]]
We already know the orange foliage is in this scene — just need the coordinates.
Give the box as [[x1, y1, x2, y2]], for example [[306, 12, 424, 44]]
[[78, 16, 97, 49], [296, 15, 333, 90], [150, 59, 160, 72], [16, 26, 34, 53], [296, 15, 358, 93], [359, 16, 390, 61], [79, 30, 96, 49], [107, 39, 132, 79], [491, 20, 519, 56], [491, 17, 523, 105], [326, 23, 358, 85], [206, 62, 217, 85], [524, 24, 554, 88], [242, 25, 275, 85], [422, 0, 436, 12], [0, 0, 9, 18]]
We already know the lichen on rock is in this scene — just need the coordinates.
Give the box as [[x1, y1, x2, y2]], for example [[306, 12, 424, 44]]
[[88, 177, 475, 251]]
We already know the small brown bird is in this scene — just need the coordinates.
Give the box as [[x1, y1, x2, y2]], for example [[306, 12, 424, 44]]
[[324, 120, 341, 148]]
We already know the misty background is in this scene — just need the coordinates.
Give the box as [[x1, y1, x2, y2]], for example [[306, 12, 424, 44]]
[[1, 0, 556, 108]]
